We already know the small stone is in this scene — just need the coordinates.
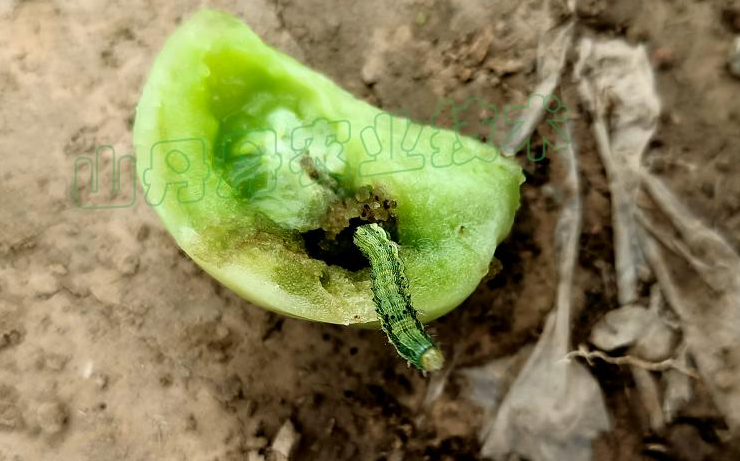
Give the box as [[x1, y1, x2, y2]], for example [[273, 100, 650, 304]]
[[248, 451, 266, 461], [652, 47, 675, 70], [484, 57, 525, 76], [36, 402, 67, 434], [456, 66, 473, 82], [728, 37, 740, 78], [215, 324, 230, 341], [246, 435, 269, 450], [468, 28, 493, 65], [28, 272, 59, 298], [270, 419, 300, 461]]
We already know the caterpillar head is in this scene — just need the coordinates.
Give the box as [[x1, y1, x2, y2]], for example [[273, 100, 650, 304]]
[[353, 222, 390, 252], [420, 346, 444, 372]]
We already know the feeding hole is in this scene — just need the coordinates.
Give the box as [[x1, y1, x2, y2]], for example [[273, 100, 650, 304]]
[[301, 186, 398, 272]]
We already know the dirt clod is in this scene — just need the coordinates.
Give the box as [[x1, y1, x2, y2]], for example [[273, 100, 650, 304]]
[[36, 402, 67, 435]]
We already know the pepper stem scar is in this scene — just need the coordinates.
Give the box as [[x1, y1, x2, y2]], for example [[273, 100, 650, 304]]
[[353, 223, 445, 372]]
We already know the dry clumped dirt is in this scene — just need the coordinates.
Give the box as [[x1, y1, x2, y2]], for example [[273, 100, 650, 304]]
[[1, 0, 740, 460]]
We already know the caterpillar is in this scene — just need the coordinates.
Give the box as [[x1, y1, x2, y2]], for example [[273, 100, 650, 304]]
[[353, 223, 444, 372]]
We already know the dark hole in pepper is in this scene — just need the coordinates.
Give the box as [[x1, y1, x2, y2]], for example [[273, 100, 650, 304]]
[[301, 216, 398, 272]]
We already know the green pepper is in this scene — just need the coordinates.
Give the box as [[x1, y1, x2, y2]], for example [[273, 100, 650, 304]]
[[133, 9, 523, 327]]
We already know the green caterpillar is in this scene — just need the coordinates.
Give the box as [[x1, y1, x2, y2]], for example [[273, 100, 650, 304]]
[[353, 223, 445, 372]]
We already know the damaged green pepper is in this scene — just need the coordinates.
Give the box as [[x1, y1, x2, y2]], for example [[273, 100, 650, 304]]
[[133, 9, 523, 331]]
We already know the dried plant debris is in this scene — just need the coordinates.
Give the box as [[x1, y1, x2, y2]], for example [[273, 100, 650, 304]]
[[459, 20, 740, 454], [468, 27, 740, 459], [585, 290, 684, 433], [589, 286, 679, 363], [499, 21, 574, 156], [575, 35, 740, 438], [483, 314, 611, 461], [462, 19, 612, 460], [637, 173, 740, 433], [481, 125, 610, 461], [458, 345, 533, 415], [572, 36, 683, 436], [574, 37, 661, 306]]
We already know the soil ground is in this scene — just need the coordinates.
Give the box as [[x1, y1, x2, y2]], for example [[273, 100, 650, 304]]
[[1, 0, 740, 460]]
